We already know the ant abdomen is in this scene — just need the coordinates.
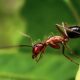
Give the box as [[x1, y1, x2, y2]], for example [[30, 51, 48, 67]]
[[67, 26, 80, 38]]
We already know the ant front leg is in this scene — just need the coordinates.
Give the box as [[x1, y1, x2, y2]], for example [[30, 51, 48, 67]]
[[62, 43, 79, 65], [35, 45, 47, 62]]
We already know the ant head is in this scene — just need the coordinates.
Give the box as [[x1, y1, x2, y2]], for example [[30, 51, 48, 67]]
[[32, 43, 46, 59]]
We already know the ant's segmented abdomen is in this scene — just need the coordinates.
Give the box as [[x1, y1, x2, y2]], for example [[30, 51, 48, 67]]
[[67, 26, 80, 38]]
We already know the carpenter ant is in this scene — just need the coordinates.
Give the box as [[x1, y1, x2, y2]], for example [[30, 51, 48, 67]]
[[32, 22, 80, 65], [18, 22, 80, 65], [0, 22, 80, 65]]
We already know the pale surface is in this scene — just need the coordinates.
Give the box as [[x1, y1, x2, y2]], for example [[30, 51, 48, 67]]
[[75, 66, 80, 80]]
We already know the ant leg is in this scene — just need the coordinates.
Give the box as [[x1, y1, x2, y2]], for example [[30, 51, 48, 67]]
[[62, 43, 79, 65], [56, 22, 80, 35], [0, 45, 32, 49], [64, 43, 80, 58], [62, 22, 68, 37], [48, 32, 54, 38], [36, 46, 46, 62], [36, 52, 43, 62], [42, 33, 55, 43], [61, 22, 77, 34], [56, 24, 65, 35], [62, 22, 80, 35]]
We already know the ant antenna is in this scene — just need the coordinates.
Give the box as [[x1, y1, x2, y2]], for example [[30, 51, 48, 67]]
[[0, 44, 32, 49], [19, 32, 33, 46]]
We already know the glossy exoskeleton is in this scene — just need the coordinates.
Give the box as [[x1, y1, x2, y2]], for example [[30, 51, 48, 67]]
[[32, 43, 46, 59], [0, 22, 80, 65], [32, 22, 80, 65], [66, 26, 80, 38]]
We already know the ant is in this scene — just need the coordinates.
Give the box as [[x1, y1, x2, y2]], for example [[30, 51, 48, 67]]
[[32, 22, 80, 65], [18, 22, 80, 65], [0, 22, 80, 65]]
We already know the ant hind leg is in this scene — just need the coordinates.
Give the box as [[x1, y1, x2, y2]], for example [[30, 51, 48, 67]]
[[64, 44, 80, 58], [62, 43, 79, 65]]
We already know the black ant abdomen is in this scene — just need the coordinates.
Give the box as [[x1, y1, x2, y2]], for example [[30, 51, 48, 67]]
[[67, 26, 80, 38]]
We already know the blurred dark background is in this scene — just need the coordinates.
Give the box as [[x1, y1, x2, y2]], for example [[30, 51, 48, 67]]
[[0, 0, 80, 80]]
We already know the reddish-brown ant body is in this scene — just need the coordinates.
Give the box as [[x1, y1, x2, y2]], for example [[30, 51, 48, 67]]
[[32, 22, 80, 65], [32, 36, 68, 59], [0, 22, 80, 65]]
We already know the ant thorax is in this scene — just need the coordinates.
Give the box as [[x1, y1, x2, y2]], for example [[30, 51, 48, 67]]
[[46, 36, 68, 44]]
